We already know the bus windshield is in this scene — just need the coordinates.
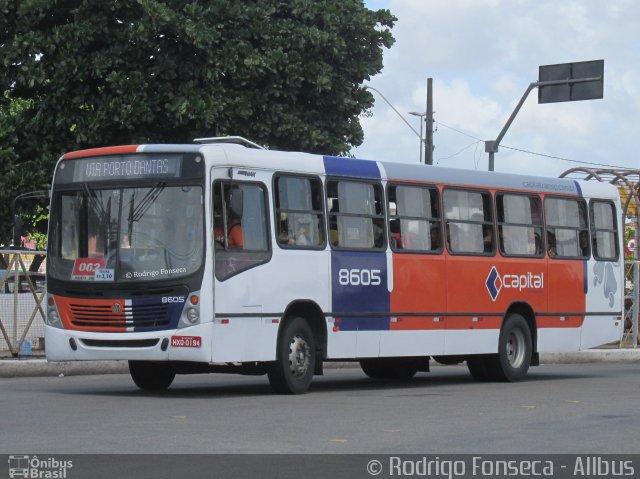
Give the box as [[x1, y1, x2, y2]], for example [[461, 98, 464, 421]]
[[48, 183, 204, 283]]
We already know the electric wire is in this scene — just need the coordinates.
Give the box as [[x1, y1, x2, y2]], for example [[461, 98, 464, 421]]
[[435, 120, 635, 171]]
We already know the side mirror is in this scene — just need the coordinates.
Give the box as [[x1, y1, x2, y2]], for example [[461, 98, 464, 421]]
[[229, 189, 244, 219], [13, 215, 23, 249]]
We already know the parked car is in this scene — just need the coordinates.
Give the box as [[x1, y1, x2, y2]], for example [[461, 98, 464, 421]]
[[0, 270, 46, 294]]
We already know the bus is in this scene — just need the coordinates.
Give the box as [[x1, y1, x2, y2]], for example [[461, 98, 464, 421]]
[[44, 137, 624, 393]]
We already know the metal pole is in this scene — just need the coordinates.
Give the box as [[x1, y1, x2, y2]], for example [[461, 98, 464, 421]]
[[486, 76, 601, 171], [418, 120, 423, 164], [426, 78, 433, 165], [633, 226, 639, 348], [13, 253, 18, 351], [409, 112, 425, 163]]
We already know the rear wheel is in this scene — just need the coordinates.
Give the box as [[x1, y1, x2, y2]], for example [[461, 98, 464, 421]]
[[360, 358, 420, 380], [268, 317, 315, 394], [494, 313, 532, 381], [128, 361, 175, 390], [466, 356, 492, 381], [467, 314, 532, 382]]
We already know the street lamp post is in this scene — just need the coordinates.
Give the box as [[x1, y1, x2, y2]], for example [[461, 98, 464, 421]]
[[486, 60, 603, 171], [408, 112, 425, 164]]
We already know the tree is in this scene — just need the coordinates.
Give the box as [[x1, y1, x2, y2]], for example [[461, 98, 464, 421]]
[[0, 0, 396, 243]]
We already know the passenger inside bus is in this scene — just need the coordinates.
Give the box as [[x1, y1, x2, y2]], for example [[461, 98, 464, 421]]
[[214, 213, 243, 249], [579, 230, 589, 256], [483, 225, 493, 253], [547, 231, 557, 257], [389, 220, 403, 249]]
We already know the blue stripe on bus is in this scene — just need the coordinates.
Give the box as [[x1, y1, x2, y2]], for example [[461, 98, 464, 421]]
[[574, 181, 583, 197], [131, 296, 184, 332], [331, 251, 389, 331], [323, 156, 381, 179]]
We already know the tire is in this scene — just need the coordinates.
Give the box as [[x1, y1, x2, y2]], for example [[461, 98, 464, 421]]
[[268, 317, 315, 394], [360, 358, 419, 380], [129, 361, 176, 390], [467, 356, 493, 381], [493, 313, 532, 381]]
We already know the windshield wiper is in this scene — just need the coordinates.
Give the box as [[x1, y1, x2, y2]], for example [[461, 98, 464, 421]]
[[129, 182, 166, 224]]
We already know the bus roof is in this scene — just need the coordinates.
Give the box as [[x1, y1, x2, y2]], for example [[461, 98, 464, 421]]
[[60, 141, 619, 200]]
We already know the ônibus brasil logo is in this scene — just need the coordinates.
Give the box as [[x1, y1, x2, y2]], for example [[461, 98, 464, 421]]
[[485, 266, 544, 302]]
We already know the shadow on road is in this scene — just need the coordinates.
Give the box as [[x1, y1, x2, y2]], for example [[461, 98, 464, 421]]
[[52, 363, 609, 399]]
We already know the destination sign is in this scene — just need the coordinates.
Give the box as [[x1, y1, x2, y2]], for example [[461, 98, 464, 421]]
[[70, 155, 182, 182]]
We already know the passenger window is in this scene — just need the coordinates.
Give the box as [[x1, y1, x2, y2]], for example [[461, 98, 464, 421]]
[[388, 184, 441, 253], [544, 197, 589, 259], [326, 180, 385, 250], [497, 193, 544, 257], [274, 175, 325, 249], [443, 189, 494, 255], [213, 181, 270, 280], [590, 200, 618, 261]]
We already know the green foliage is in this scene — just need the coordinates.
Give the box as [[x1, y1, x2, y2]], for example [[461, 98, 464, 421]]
[[0, 0, 396, 243], [25, 204, 49, 250]]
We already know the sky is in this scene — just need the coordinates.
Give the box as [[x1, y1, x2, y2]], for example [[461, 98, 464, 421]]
[[353, 0, 640, 178]]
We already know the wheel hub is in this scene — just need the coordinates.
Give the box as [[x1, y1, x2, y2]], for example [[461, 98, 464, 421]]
[[506, 329, 526, 368], [288, 335, 311, 378]]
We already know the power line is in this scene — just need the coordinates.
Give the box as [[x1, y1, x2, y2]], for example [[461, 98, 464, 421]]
[[436, 119, 635, 170], [500, 145, 635, 170], [437, 140, 481, 162], [435, 121, 482, 141]]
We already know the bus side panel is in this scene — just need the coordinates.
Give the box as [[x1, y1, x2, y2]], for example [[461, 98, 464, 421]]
[[382, 253, 446, 356], [445, 255, 549, 354], [581, 256, 624, 349], [329, 251, 389, 358], [212, 250, 330, 363], [542, 259, 586, 351]]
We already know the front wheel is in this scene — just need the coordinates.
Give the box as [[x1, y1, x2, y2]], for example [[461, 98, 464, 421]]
[[129, 361, 175, 390], [268, 317, 316, 394]]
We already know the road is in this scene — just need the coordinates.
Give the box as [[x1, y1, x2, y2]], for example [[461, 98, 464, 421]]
[[1, 363, 638, 454]]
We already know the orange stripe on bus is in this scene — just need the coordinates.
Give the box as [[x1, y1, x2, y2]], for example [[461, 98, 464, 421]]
[[63, 145, 140, 159]]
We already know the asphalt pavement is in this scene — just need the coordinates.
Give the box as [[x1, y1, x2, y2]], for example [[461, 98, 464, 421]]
[[1, 348, 638, 378]]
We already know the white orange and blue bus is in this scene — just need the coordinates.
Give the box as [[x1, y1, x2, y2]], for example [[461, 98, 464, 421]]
[[45, 137, 624, 393]]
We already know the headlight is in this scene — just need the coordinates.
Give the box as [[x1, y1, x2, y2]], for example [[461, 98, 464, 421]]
[[46, 295, 63, 328], [186, 307, 199, 324]]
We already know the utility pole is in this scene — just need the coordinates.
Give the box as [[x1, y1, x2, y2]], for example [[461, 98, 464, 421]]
[[425, 78, 433, 165]]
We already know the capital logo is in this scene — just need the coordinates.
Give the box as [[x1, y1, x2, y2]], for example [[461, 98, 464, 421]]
[[486, 266, 503, 301], [486, 266, 544, 301]]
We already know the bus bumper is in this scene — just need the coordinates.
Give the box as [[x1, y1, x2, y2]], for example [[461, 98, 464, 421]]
[[44, 324, 213, 363]]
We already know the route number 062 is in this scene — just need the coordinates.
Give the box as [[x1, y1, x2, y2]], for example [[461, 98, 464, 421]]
[[338, 268, 382, 286]]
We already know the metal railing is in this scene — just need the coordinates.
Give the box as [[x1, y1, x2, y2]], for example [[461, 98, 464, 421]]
[[0, 250, 47, 357], [622, 260, 639, 348], [0, 252, 637, 356]]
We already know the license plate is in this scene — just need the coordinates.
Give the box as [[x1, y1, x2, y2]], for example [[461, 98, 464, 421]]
[[171, 336, 202, 348]]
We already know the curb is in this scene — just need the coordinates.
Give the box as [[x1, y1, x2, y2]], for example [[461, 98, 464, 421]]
[[0, 359, 128, 378], [539, 349, 640, 364], [1, 349, 638, 378]]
